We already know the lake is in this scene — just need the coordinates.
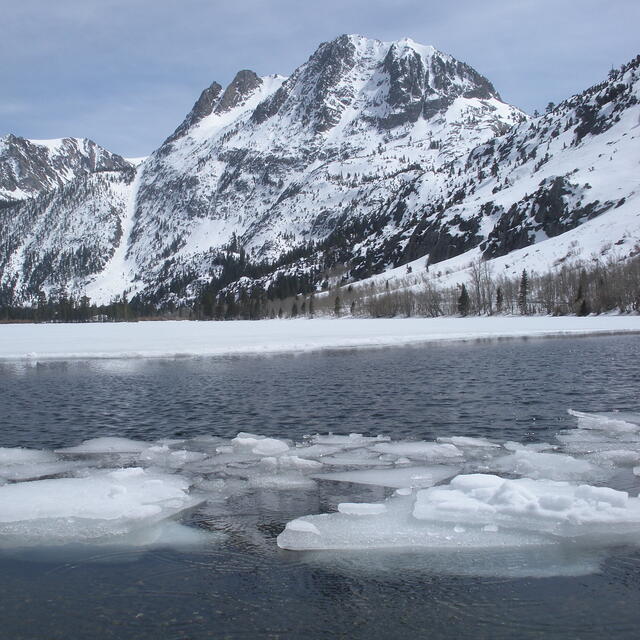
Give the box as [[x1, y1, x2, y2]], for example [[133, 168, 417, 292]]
[[1, 335, 639, 639]]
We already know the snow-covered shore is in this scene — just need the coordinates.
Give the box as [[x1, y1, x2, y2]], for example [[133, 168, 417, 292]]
[[0, 316, 638, 361]]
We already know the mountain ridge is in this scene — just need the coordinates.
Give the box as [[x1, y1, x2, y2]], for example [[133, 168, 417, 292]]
[[0, 36, 637, 312]]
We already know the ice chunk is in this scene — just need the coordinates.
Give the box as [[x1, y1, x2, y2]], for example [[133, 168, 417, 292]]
[[490, 450, 602, 481], [437, 436, 500, 448], [568, 409, 640, 433], [337, 503, 387, 516], [0, 447, 88, 482], [56, 437, 150, 455], [139, 445, 209, 469], [0, 447, 58, 465], [0, 460, 87, 482], [232, 433, 290, 456], [252, 438, 290, 456], [260, 455, 323, 471], [284, 520, 321, 535], [310, 433, 390, 446], [503, 441, 556, 453], [293, 444, 352, 459], [277, 491, 549, 551], [372, 442, 463, 461], [247, 473, 317, 490], [319, 450, 391, 467], [0, 467, 202, 546], [278, 474, 640, 553], [313, 465, 460, 489], [412, 474, 639, 537], [587, 449, 640, 467]]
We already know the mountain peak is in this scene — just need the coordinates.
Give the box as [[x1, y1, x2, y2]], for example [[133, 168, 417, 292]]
[[250, 33, 505, 133], [165, 80, 223, 143], [215, 70, 263, 114]]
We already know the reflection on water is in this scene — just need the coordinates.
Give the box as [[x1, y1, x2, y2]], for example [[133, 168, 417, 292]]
[[0, 335, 639, 638]]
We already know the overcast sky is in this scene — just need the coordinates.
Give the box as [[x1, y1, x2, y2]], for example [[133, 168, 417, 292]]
[[2, 0, 638, 157]]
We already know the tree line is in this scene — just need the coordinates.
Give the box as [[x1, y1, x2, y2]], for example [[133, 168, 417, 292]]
[[1, 253, 638, 323], [360, 254, 640, 319]]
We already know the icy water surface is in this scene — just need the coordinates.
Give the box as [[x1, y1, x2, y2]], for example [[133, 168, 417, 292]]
[[1, 335, 640, 639]]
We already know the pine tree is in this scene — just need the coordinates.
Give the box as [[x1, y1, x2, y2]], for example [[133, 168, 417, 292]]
[[575, 270, 590, 316], [518, 270, 529, 314], [496, 286, 504, 314], [291, 301, 298, 318], [457, 284, 470, 316], [334, 295, 342, 317]]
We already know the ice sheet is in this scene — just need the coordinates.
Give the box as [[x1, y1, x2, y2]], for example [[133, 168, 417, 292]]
[[313, 465, 460, 489], [278, 474, 640, 551], [3, 408, 640, 573], [1, 316, 638, 361], [372, 442, 463, 461], [0, 468, 201, 546], [489, 449, 604, 481], [56, 437, 151, 455]]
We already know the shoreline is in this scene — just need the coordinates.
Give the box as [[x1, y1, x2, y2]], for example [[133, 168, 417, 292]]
[[0, 316, 638, 361]]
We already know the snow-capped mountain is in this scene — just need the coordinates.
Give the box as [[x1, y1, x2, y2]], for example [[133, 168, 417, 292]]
[[0, 35, 638, 309], [0, 135, 131, 205], [343, 53, 640, 280]]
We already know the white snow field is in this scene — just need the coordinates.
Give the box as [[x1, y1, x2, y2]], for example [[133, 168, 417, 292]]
[[0, 316, 638, 360], [2, 410, 640, 575]]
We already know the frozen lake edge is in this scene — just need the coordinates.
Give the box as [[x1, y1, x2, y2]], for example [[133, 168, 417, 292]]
[[0, 316, 639, 361]]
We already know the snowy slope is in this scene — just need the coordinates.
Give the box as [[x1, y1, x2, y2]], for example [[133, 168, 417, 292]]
[[0, 169, 135, 303], [336, 54, 640, 287]]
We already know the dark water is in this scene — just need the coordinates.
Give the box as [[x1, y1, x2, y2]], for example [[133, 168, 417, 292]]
[[1, 335, 640, 639]]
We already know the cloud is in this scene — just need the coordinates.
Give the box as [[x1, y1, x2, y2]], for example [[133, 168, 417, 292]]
[[2, 0, 638, 156]]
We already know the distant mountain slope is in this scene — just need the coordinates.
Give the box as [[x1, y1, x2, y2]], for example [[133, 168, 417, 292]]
[[0, 135, 131, 205]]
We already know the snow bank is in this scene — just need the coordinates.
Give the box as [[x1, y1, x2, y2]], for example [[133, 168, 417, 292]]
[[0, 316, 638, 361]]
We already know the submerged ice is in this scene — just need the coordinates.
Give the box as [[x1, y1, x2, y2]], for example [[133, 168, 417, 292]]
[[1, 410, 640, 574]]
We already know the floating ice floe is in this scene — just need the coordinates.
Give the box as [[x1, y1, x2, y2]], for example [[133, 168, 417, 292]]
[[0, 447, 87, 483], [371, 441, 463, 461], [55, 436, 151, 455], [278, 473, 640, 551], [0, 467, 203, 547], [489, 449, 603, 481], [313, 465, 460, 489], [278, 410, 640, 555], [2, 408, 640, 572]]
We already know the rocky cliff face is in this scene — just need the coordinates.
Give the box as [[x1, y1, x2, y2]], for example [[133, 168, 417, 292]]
[[0, 36, 638, 308]]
